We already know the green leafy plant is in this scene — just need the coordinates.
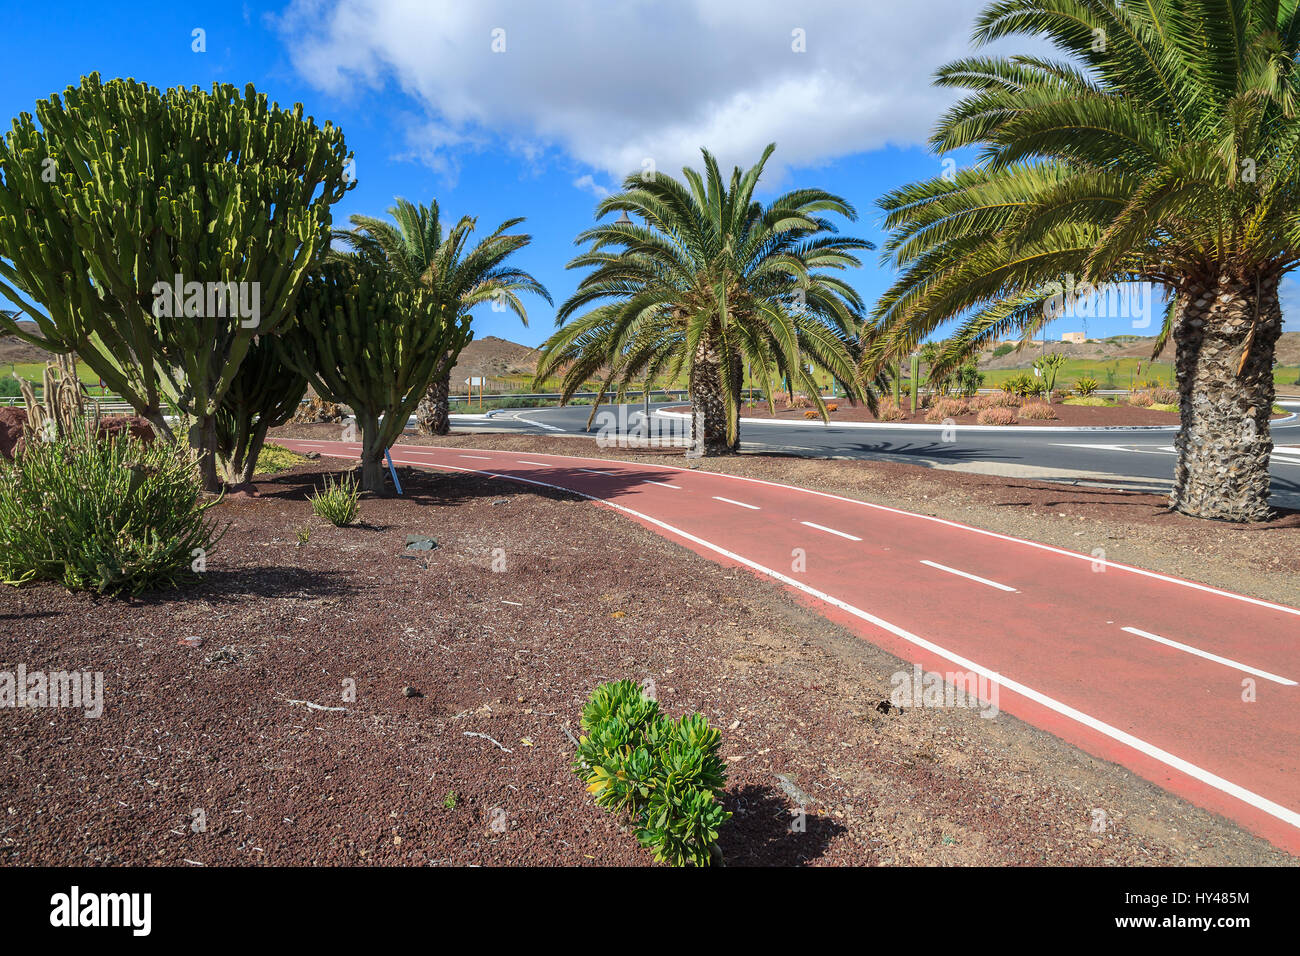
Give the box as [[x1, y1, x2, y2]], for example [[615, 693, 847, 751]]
[[573, 680, 731, 867], [1033, 352, 1067, 397], [309, 472, 361, 526], [992, 343, 1014, 358], [294, 525, 311, 546], [1074, 377, 1101, 397], [0, 426, 223, 594]]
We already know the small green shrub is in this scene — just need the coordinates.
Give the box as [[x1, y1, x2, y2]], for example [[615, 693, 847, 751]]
[[0, 375, 21, 398], [573, 680, 731, 867], [992, 343, 1015, 358], [1073, 377, 1100, 396], [255, 442, 309, 476], [309, 472, 361, 526], [0, 427, 223, 594]]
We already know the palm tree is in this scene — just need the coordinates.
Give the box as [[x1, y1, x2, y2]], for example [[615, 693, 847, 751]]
[[535, 144, 874, 456], [868, 0, 1299, 521], [336, 199, 550, 435]]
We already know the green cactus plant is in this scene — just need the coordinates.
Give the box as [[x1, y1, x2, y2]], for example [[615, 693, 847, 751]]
[[213, 335, 308, 485], [278, 259, 473, 492], [0, 74, 353, 490]]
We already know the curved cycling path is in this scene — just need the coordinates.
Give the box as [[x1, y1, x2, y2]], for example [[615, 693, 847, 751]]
[[279, 438, 1300, 855]]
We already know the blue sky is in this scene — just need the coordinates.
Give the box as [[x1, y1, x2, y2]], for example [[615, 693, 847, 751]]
[[2, 1, 1292, 348]]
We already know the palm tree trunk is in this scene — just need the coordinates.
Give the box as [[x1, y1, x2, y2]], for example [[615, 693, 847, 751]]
[[1170, 272, 1282, 522], [416, 370, 451, 437], [728, 351, 743, 452], [686, 336, 730, 458]]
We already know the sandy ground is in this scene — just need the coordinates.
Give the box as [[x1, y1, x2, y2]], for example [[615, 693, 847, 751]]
[[1, 461, 1291, 866]]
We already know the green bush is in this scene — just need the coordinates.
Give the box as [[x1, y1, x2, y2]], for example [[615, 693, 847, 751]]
[[0, 375, 21, 398], [1073, 376, 1100, 396], [309, 472, 361, 526], [0, 427, 223, 594], [573, 680, 731, 867], [992, 343, 1015, 358]]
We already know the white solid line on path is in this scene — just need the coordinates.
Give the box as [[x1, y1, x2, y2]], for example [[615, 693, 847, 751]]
[[516, 461, 550, 467], [459, 455, 492, 460], [1120, 626, 1297, 686], [920, 559, 1017, 592], [388, 452, 1300, 835], [712, 496, 760, 510], [577, 468, 616, 475], [800, 520, 863, 541], [643, 480, 681, 489]]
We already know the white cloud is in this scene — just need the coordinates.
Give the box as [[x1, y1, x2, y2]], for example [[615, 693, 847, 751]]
[[276, 0, 994, 183], [572, 174, 609, 198]]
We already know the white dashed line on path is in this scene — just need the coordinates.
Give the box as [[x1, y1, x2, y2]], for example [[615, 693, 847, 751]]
[[1121, 626, 1297, 685], [712, 496, 760, 510], [643, 480, 681, 489], [800, 520, 862, 541], [459, 455, 492, 460], [920, 560, 1017, 592]]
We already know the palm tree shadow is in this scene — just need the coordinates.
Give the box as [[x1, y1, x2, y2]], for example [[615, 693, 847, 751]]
[[717, 784, 846, 866]]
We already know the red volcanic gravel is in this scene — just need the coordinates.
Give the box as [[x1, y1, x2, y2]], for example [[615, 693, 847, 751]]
[[0, 463, 1290, 866]]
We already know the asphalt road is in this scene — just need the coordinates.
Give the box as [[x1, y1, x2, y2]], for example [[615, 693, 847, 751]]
[[466, 400, 1300, 509], [280, 438, 1300, 855]]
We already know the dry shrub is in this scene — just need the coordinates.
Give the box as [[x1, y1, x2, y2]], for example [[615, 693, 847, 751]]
[[925, 398, 970, 423], [989, 392, 1022, 408], [876, 399, 907, 422], [1128, 389, 1154, 407], [826, 403, 839, 413], [977, 406, 1017, 425], [1019, 401, 1057, 420], [788, 393, 813, 409], [1152, 387, 1179, 406], [803, 409, 818, 419], [771, 390, 789, 407]]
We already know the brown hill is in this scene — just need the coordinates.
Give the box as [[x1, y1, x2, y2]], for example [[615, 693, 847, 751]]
[[979, 331, 1300, 369], [447, 335, 540, 391], [0, 320, 54, 365]]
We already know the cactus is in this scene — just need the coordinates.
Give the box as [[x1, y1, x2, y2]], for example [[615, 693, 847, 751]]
[[0, 74, 353, 490], [278, 259, 473, 492], [214, 335, 308, 485], [17, 354, 99, 443]]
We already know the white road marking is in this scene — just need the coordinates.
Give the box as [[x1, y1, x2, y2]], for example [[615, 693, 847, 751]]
[[516, 460, 550, 467], [1120, 626, 1297, 686], [643, 480, 681, 489], [510, 410, 564, 431], [577, 468, 616, 475], [800, 520, 862, 541], [459, 455, 492, 460], [390, 453, 1300, 835], [712, 496, 760, 510], [920, 560, 1017, 592]]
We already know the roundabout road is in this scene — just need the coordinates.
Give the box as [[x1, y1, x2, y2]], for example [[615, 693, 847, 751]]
[[467, 400, 1300, 509]]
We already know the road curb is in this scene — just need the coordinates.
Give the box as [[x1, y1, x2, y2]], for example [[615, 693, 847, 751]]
[[655, 405, 1299, 432]]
